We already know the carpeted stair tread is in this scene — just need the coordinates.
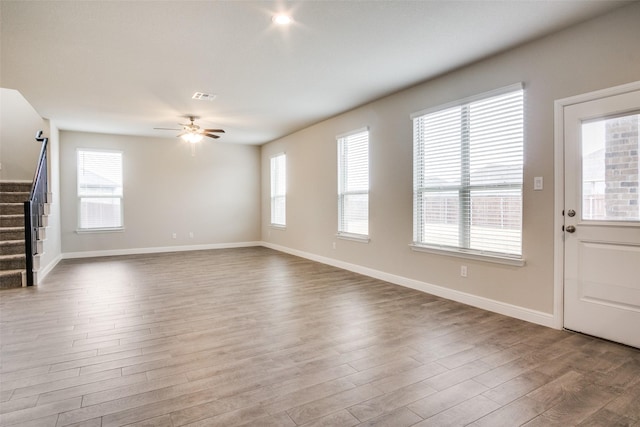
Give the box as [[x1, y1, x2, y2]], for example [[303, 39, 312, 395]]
[[0, 192, 30, 203], [0, 269, 24, 289], [0, 227, 25, 240], [0, 239, 25, 246], [0, 253, 26, 270], [0, 214, 25, 227], [0, 203, 24, 215], [1, 253, 26, 260], [0, 181, 32, 192], [0, 240, 25, 255]]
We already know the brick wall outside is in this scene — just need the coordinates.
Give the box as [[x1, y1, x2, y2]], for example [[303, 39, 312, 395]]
[[605, 115, 639, 220]]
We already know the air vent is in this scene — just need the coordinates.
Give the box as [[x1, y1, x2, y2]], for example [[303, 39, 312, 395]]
[[192, 92, 217, 101]]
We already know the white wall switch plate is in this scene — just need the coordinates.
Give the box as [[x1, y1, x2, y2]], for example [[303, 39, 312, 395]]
[[534, 176, 543, 191]]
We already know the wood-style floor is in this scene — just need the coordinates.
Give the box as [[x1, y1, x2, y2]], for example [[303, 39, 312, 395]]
[[1, 247, 639, 427]]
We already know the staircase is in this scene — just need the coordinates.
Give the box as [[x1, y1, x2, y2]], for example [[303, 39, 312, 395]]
[[0, 181, 31, 288]]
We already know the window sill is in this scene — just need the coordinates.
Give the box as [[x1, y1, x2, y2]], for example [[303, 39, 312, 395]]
[[336, 233, 370, 243], [76, 227, 125, 234], [269, 224, 286, 230], [410, 244, 525, 266]]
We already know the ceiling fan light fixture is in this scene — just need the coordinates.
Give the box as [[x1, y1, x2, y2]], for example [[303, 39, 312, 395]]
[[272, 13, 292, 26], [182, 132, 203, 144], [156, 116, 224, 144]]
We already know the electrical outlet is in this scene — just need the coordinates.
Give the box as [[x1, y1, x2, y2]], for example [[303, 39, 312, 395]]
[[332, 242, 336, 249], [172, 233, 177, 239], [189, 232, 194, 239], [460, 265, 468, 277]]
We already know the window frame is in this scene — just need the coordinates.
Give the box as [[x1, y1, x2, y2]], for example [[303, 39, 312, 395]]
[[76, 148, 124, 233], [337, 127, 370, 241], [270, 152, 287, 228], [411, 83, 525, 266]]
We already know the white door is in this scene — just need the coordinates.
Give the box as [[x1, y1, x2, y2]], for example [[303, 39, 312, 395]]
[[563, 86, 640, 349]]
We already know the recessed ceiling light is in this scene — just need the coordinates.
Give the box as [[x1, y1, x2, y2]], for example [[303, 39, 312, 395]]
[[272, 14, 292, 26]]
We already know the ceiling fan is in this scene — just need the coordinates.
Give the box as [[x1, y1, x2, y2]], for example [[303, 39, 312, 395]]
[[154, 116, 225, 143]]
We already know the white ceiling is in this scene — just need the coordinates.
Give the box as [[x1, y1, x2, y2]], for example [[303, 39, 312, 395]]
[[1, 1, 632, 145]]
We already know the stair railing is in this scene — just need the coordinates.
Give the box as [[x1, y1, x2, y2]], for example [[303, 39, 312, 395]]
[[23, 131, 48, 286]]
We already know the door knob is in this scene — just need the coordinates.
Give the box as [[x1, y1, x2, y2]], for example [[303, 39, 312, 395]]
[[565, 225, 576, 233], [567, 209, 576, 217]]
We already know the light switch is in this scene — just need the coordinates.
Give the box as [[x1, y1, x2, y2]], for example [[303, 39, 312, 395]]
[[534, 176, 543, 191]]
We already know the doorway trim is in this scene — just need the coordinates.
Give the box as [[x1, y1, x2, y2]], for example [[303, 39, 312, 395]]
[[553, 80, 640, 330]]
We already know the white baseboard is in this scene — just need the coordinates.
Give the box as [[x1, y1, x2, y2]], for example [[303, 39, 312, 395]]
[[35, 253, 62, 284], [62, 241, 262, 260], [261, 242, 555, 329]]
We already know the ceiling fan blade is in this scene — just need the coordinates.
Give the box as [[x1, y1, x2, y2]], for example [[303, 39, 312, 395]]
[[176, 131, 187, 137], [204, 133, 220, 139], [203, 129, 225, 133], [154, 127, 181, 130]]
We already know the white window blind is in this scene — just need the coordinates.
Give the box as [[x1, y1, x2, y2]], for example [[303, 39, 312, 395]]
[[412, 84, 524, 258], [77, 149, 123, 230], [270, 153, 286, 226], [338, 129, 369, 237]]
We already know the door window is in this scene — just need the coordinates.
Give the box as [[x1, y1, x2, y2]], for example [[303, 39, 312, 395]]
[[582, 113, 639, 221]]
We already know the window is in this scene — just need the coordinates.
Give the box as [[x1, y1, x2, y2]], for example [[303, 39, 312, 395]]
[[337, 128, 369, 238], [77, 149, 123, 230], [581, 114, 640, 221], [412, 84, 524, 261], [270, 153, 286, 226]]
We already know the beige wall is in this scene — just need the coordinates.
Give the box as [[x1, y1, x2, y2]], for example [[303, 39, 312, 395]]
[[261, 3, 640, 316], [61, 131, 261, 254], [0, 88, 46, 180]]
